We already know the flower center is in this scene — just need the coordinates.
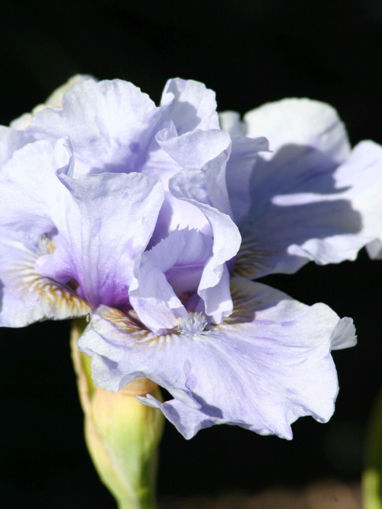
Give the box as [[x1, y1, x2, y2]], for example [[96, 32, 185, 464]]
[[38, 234, 56, 255], [176, 312, 209, 337]]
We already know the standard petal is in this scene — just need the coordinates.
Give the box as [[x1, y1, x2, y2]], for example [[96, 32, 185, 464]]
[[168, 176, 241, 322], [219, 111, 270, 224], [158, 128, 231, 171], [225, 134, 269, 224], [79, 278, 354, 440], [10, 75, 96, 130], [141, 228, 213, 297], [129, 228, 213, 332], [162, 128, 233, 216], [193, 204, 241, 322], [219, 110, 246, 136], [24, 78, 159, 175], [244, 97, 351, 164], [129, 256, 188, 334], [161, 78, 220, 133], [0, 126, 28, 165], [37, 172, 164, 309], [43, 74, 96, 109], [0, 138, 73, 239], [169, 151, 242, 322]]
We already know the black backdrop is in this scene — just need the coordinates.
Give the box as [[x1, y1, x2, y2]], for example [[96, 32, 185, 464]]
[[1, 1, 381, 507]]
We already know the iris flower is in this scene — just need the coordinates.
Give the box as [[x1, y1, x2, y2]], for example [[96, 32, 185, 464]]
[[1, 76, 380, 439]]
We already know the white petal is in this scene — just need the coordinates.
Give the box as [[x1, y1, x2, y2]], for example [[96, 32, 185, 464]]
[[244, 98, 351, 163]]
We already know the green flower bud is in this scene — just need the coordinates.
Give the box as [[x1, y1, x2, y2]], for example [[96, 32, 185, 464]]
[[71, 319, 164, 509]]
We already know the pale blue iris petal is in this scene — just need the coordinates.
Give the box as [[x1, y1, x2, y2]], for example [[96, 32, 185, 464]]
[[79, 278, 355, 439], [158, 229, 212, 299], [221, 98, 382, 277], [0, 139, 72, 238], [235, 141, 382, 279], [158, 129, 231, 171], [243, 97, 351, 164], [0, 230, 89, 326], [167, 188, 241, 322], [225, 134, 269, 224], [193, 203, 240, 323], [169, 158, 241, 322], [24, 79, 159, 175], [219, 110, 246, 136], [0, 139, 92, 325], [161, 78, 220, 133], [24, 77, 221, 181], [164, 129, 233, 217], [333, 140, 382, 259], [144, 228, 212, 293], [129, 255, 188, 334], [0, 126, 28, 165], [38, 171, 164, 309], [129, 228, 213, 332]]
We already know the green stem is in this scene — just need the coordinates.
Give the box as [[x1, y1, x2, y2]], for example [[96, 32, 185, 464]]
[[364, 386, 382, 509]]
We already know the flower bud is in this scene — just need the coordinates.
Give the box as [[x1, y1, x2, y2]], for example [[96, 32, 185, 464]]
[[71, 319, 164, 509]]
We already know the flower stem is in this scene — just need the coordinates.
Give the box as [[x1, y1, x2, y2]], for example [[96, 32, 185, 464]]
[[363, 386, 382, 509]]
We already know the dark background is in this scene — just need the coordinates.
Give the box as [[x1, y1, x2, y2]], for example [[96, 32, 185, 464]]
[[1, 1, 381, 507]]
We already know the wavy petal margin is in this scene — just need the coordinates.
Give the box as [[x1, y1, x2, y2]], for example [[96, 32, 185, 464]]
[[79, 277, 355, 439]]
